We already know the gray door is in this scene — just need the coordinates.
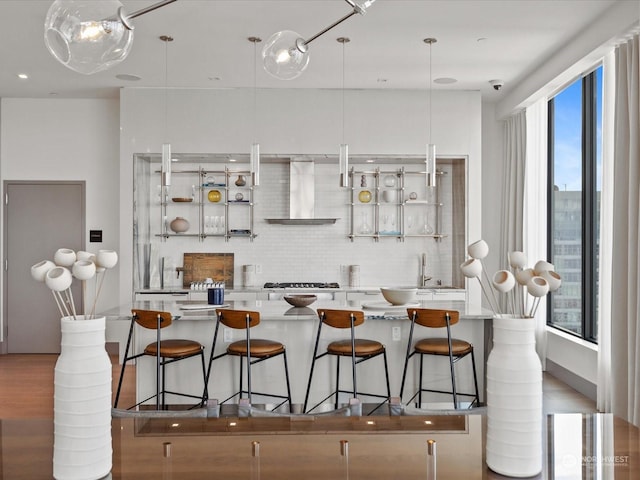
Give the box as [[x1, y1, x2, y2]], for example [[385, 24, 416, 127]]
[[4, 182, 85, 353]]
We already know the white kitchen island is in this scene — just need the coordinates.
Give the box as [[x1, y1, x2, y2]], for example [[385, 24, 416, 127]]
[[103, 299, 492, 411]]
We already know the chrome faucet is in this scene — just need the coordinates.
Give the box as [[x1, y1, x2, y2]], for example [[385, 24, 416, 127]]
[[421, 253, 432, 287]]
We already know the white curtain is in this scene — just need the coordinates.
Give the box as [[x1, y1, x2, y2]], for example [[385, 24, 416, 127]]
[[500, 111, 526, 273], [599, 34, 640, 425], [597, 50, 616, 415], [524, 99, 548, 367]]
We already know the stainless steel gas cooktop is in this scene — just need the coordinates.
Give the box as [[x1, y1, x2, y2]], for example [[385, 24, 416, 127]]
[[263, 282, 340, 289]]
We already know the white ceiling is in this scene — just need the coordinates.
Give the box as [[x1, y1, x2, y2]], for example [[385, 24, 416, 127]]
[[0, 0, 623, 100]]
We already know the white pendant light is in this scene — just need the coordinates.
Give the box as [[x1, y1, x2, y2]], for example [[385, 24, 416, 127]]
[[338, 37, 350, 188], [262, 0, 377, 80], [160, 35, 173, 187], [424, 37, 437, 188], [248, 37, 262, 186], [44, 0, 176, 75]]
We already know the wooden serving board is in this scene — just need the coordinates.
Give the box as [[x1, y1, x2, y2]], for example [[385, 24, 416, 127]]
[[182, 253, 234, 288]]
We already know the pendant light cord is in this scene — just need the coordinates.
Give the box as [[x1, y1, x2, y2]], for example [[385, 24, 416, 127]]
[[164, 39, 168, 140], [424, 37, 437, 144], [428, 40, 432, 144], [253, 39, 257, 143], [160, 35, 173, 142], [338, 37, 350, 144], [342, 39, 346, 144]]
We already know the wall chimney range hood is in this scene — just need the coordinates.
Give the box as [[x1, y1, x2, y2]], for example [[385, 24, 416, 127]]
[[266, 160, 338, 225]]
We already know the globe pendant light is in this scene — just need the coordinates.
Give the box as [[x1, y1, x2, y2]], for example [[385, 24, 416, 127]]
[[262, 0, 377, 80], [44, 0, 176, 75], [248, 37, 262, 186], [338, 37, 350, 188], [424, 37, 437, 188]]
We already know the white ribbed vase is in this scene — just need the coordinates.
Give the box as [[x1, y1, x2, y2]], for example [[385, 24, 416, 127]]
[[486, 315, 542, 477], [54, 316, 112, 480]]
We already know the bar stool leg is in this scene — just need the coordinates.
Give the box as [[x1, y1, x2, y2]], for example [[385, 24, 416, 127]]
[[418, 354, 424, 407], [383, 350, 391, 402], [282, 349, 293, 413], [335, 356, 341, 409], [470, 349, 480, 406], [199, 351, 208, 406], [448, 351, 458, 409]]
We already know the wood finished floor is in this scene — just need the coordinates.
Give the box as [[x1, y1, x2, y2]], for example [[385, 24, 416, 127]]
[[0, 354, 596, 418]]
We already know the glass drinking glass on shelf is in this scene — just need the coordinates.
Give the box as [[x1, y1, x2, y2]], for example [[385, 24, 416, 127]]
[[213, 216, 220, 234], [420, 215, 434, 235], [381, 214, 389, 233], [358, 211, 372, 234], [204, 215, 210, 234], [407, 215, 414, 233], [220, 215, 225, 234]]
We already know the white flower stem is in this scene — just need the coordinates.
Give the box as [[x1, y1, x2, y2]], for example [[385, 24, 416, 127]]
[[64, 289, 77, 320], [56, 291, 72, 318], [510, 290, 517, 317], [531, 297, 542, 317], [90, 270, 106, 319], [476, 277, 498, 316], [480, 259, 501, 314], [82, 281, 86, 319], [51, 291, 66, 318]]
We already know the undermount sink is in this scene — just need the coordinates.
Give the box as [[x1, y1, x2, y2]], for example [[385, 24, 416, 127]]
[[418, 285, 463, 290]]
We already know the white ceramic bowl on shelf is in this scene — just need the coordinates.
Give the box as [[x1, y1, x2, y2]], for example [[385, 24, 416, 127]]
[[380, 287, 418, 305]]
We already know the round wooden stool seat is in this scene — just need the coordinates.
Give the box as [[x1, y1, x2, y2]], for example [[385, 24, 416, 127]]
[[414, 338, 473, 356], [144, 339, 204, 358], [327, 338, 385, 356], [227, 339, 285, 357]]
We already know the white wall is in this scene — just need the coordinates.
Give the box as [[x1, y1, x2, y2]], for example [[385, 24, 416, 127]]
[[0, 98, 120, 342], [119, 88, 483, 304]]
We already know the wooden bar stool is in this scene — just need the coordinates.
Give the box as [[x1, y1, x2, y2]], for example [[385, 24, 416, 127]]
[[205, 309, 292, 412], [114, 309, 207, 410], [399, 308, 480, 409], [303, 309, 391, 414]]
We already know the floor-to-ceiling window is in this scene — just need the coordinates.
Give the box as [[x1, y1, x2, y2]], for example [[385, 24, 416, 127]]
[[547, 65, 602, 343]]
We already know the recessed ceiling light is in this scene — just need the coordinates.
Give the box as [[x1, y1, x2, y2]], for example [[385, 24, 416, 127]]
[[208, 76, 221, 81], [366, 159, 375, 163], [377, 78, 388, 83], [49, 92, 59, 96], [434, 77, 457, 84], [115, 74, 141, 81], [17, 73, 29, 80]]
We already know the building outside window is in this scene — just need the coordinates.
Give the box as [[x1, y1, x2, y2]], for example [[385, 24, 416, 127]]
[[547, 65, 602, 343]]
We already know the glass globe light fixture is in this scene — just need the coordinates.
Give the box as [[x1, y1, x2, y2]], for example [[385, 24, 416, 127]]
[[44, 0, 134, 75], [262, 30, 309, 80]]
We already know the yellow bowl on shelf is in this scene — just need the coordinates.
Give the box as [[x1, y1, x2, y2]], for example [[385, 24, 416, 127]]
[[208, 190, 221, 203], [358, 190, 372, 203]]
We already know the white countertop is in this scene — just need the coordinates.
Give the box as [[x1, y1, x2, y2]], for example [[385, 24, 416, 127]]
[[102, 299, 491, 321]]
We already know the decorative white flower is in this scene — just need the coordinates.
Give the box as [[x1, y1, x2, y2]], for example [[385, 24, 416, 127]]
[[31, 260, 56, 282], [460, 258, 482, 278], [31, 248, 118, 321], [460, 242, 562, 319], [508, 251, 527, 269], [45, 266, 73, 292], [467, 239, 489, 259], [492, 270, 515, 293], [72, 260, 96, 281], [53, 248, 76, 267]]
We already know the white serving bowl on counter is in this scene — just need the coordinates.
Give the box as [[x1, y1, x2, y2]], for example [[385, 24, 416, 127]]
[[380, 287, 418, 305]]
